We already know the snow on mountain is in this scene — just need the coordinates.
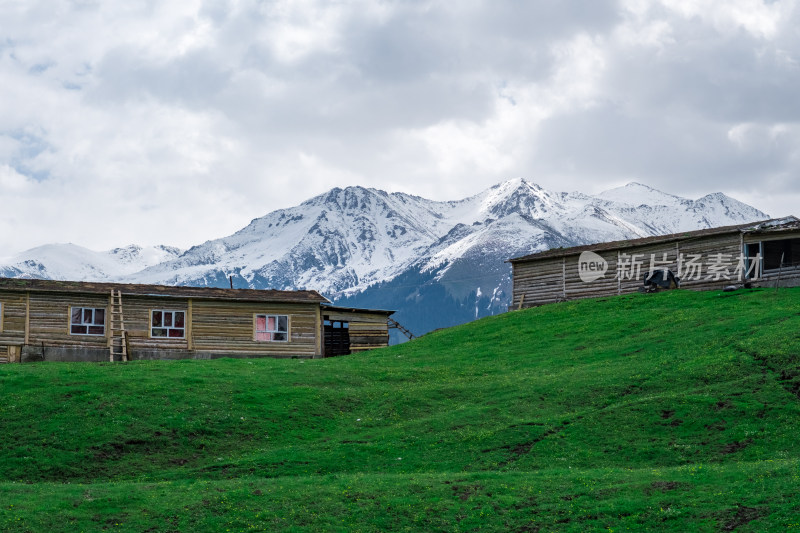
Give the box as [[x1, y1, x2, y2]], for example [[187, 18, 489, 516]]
[[128, 186, 450, 293], [596, 181, 687, 207], [0, 178, 769, 337], [0, 244, 183, 281]]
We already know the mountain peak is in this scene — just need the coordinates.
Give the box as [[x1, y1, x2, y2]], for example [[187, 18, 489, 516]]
[[597, 181, 684, 207], [476, 178, 558, 220]]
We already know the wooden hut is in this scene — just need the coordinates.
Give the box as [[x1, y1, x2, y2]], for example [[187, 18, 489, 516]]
[[508, 217, 800, 309], [0, 278, 394, 363]]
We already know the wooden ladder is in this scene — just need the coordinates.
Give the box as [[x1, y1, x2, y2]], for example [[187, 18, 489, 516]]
[[388, 317, 416, 340], [108, 289, 128, 362]]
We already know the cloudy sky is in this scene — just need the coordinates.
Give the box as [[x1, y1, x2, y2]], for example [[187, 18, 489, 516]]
[[1, 0, 798, 257]]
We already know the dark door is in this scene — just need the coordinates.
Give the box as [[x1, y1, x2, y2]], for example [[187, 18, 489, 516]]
[[323, 317, 350, 356]]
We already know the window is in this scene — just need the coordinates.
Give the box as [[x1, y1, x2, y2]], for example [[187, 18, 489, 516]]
[[255, 314, 288, 342], [151, 310, 185, 338], [71, 307, 106, 335], [762, 238, 800, 271]]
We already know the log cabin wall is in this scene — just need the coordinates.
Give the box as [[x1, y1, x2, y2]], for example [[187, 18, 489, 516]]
[[322, 308, 391, 354], [0, 291, 26, 362], [23, 291, 110, 361], [676, 233, 743, 291], [566, 250, 621, 300], [511, 257, 565, 308], [120, 296, 190, 358], [190, 300, 319, 358]]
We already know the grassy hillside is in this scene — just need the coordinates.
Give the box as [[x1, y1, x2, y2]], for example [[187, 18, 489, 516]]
[[1, 288, 799, 531]]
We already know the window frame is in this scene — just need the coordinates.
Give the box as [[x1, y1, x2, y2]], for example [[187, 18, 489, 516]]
[[743, 242, 762, 280], [70, 306, 106, 336], [254, 314, 289, 342], [760, 237, 800, 272], [150, 309, 186, 339]]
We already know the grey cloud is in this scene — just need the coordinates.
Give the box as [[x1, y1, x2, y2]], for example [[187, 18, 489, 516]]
[[535, 104, 798, 197], [88, 48, 232, 106]]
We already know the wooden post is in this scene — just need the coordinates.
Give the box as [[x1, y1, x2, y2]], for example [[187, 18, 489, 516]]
[[517, 294, 525, 310], [24, 291, 30, 345], [187, 299, 193, 351], [124, 331, 131, 361], [107, 291, 113, 349], [562, 257, 567, 300], [314, 304, 323, 358]]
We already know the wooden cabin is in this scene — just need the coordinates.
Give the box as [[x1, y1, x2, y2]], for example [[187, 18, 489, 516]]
[[508, 217, 800, 308], [0, 278, 394, 363]]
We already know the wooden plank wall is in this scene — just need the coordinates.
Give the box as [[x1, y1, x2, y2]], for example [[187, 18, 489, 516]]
[[323, 309, 390, 352], [27, 292, 109, 348], [0, 291, 27, 362], [512, 257, 565, 308], [677, 234, 742, 290], [617, 242, 680, 294], [123, 296, 189, 351], [191, 300, 318, 357], [566, 250, 620, 300]]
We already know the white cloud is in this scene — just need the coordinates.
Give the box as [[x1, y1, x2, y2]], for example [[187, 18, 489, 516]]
[[656, 0, 791, 39]]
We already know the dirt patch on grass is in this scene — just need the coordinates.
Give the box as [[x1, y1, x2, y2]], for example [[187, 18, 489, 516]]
[[720, 439, 752, 455], [715, 400, 732, 411], [451, 483, 482, 501], [718, 504, 765, 531], [486, 426, 564, 466]]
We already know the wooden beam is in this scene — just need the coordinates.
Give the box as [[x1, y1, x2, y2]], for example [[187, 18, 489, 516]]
[[314, 304, 322, 358], [187, 299, 193, 351], [24, 291, 30, 345]]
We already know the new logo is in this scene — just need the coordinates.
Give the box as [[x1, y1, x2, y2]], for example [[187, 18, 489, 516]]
[[578, 251, 608, 283]]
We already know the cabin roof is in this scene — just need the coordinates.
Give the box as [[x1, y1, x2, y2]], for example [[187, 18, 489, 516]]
[[0, 277, 329, 304], [508, 216, 800, 264], [321, 303, 395, 316]]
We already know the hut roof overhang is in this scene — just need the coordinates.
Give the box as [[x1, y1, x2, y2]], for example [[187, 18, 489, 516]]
[[0, 277, 329, 305], [320, 303, 395, 316], [507, 216, 800, 264]]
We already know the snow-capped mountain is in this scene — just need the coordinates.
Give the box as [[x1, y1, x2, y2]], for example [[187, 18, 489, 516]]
[[0, 179, 769, 338], [0, 244, 183, 281]]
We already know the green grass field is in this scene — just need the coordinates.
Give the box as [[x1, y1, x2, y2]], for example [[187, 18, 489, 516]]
[[1, 288, 799, 531]]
